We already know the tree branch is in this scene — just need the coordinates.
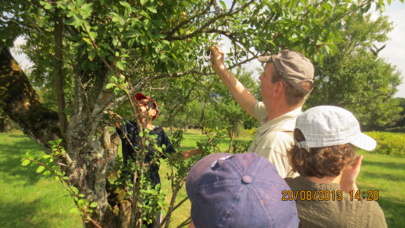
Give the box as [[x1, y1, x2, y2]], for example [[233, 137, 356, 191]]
[[166, 0, 256, 41], [54, 8, 68, 138]]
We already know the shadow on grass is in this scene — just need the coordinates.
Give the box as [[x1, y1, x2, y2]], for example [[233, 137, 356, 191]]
[[0, 137, 45, 186], [7, 133, 32, 138], [362, 160, 405, 172], [361, 159, 405, 182], [377, 196, 405, 228], [361, 170, 405, 182], [0, 198, 63, 228], [357, 158, 405, 228]]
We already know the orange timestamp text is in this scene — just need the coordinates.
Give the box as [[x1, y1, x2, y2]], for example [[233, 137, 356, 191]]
[[349, 190, 379, 201], [282, 190, 343, 201], [281, 190, 380, 201]]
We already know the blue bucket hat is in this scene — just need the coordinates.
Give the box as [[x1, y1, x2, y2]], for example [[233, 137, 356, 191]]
[[186, 153, 299, 228]]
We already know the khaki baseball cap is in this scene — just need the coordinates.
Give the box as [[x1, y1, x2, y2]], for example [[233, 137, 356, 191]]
[[258, 50, 314, 95]]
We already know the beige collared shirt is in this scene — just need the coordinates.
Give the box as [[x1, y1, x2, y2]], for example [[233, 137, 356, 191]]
[[248, 102, 301, 178]]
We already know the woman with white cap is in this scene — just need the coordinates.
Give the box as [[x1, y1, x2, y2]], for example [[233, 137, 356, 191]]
[[285, 105, 387, 228]]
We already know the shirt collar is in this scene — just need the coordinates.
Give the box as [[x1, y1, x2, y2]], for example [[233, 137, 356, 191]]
[[257, 107, 302, 133]]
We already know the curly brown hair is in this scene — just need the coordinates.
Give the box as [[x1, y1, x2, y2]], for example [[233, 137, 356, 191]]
[[288, 129, 356, 178]]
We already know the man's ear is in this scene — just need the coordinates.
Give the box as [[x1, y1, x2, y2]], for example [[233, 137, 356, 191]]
[[274, 81, 284, 96]]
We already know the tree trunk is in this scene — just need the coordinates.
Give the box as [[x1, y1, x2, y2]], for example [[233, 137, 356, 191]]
[[228, 129, 234, 153], [0, 46, 121, 227], [0, 47, 61, 150]]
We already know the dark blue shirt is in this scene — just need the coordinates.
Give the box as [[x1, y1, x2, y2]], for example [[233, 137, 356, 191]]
[[117, 120, 176, 186]]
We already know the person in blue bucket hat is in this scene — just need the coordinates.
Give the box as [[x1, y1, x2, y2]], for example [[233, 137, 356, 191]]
[[186, 152, 299, 228]]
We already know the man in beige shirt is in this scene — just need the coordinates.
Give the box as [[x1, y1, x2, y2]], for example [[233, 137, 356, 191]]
[[209, 47, 314, 177]]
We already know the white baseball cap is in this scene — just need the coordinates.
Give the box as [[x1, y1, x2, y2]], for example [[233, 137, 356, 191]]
[[295, 106, 377, 151]]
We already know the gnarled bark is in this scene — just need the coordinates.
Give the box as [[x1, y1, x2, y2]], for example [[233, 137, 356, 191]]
[[0, 47, 61, 151], [0, 46, 120, 227]]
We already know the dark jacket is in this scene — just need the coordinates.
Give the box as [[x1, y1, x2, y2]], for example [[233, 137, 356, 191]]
[[117, 120, 176, 186]]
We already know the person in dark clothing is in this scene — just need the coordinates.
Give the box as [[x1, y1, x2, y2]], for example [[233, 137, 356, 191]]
[[112, 93, 200, 228], [117, 119, 176, 185], [115, 93, 199, 183]]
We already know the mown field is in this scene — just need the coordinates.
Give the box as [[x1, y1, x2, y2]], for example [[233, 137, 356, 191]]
[[0, 130, 404, 227]]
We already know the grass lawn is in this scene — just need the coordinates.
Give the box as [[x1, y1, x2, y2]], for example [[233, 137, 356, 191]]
[[356, 150, 405, 227], [0, 130, 82, 228], [0, 129, 404, 227]]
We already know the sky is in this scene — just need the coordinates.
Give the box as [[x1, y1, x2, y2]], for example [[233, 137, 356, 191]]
[[11, 1, 405, 97], [374, 1, 405, 98]]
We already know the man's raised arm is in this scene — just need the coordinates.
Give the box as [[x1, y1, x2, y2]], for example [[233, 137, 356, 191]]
[[209, 46, 258, 117]]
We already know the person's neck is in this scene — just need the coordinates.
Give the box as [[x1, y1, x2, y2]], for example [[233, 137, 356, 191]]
[[305, 174, 342, 185], [265, 101, 301, 121], [139, 119, 155, 130]]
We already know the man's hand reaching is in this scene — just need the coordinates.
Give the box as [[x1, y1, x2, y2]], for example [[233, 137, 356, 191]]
[[209, 46, 226, 72]]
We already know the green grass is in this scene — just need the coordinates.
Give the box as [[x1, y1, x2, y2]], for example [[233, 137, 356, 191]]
[[1, 130, 404, 227], [356, 150, 405, 227], [0, 130, 82, 228]]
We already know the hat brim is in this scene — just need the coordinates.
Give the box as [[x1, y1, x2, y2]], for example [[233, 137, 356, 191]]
[[350, 133, 377, 151], [257, 55, 273, 63], [135, 93, 148, 101]]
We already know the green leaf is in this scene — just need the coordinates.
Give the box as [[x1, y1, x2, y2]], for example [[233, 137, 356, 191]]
[[44, 2, 54, 10], [116, 61, 126, 71], [55, 171, 64, 176], [90, 202, 98, 208], [77, 199, 85, 207], [140, 11, 151, 20], [82, 37, 92, 45], [69, 207, 80, 214], [88, 31, 98, 41], [71, 186, 79, 194], [36, 166, 46, 173], [80, 3, 93, 19], [119, 1, 132, 13], [106, 83, 116, 89], [161, 40, 170, 45], [220, 0, 227, 10], [114, 88, 121, 95], [110, 12, 123, 23], [124, 30, 141, 38], [146, 6, 157, 14], [140, 0, 147, 6], [21, 159, 30, 166], [88, 50, 96, 61]]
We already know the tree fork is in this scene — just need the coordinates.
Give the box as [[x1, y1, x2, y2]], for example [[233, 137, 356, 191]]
[[0, 46, 62, 151]]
